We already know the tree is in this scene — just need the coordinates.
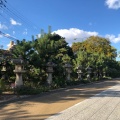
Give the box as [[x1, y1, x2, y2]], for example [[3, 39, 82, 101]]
[[33, 33, 74, 85], [11, 33, 74, 86], [83, 36, 117, 59], [71, 42, 82, 53], [12, 39, 34, 60], [72, 36, 118, 78]]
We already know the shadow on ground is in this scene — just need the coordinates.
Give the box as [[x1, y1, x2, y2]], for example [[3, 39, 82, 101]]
[[0, 79, 120, 120]]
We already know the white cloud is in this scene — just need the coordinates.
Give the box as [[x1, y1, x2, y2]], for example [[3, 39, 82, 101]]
[[4, 33, 10, 37], [10, 18, 22, 26], [0, 23, 8, 30], [37, 34, 41, 38], [105, 34, 120, 43], [0, 35, 3, 38], [13, 31, 15, 35], [105, 0, 120, 9], [53, 28, 98, 44], [23, 29, 28, 35], [36, 28, 120, 44]]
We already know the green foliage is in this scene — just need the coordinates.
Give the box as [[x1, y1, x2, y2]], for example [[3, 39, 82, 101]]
[[2, 34, 119, 95], [62, 54, 71, 63], [53, 76, 67, 88], [0, 79, 5, 91], [0, 89, 2, 94], [15, 85, 50, 95], [9, 76, 16, 83], [72, 36, 119, 79], [32, 33, 73, 85], [10, 33, 74, 90], [80, 79, 91, 84], [71, 42, 82, 53]]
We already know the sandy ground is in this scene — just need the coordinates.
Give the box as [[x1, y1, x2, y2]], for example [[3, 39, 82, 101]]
[[0, 79, 120, 120]]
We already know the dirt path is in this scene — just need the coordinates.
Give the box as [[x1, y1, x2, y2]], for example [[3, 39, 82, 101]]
[[0, 79, 120, 120]]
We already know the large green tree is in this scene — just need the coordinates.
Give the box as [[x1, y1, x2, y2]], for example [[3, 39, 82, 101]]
[[12, 33, 73, 86], [33, 33, 74, 85], [72, 36, 118, 78]]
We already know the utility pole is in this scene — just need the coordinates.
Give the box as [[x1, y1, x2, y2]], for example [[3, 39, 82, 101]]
[[48, 25, 51, 34]]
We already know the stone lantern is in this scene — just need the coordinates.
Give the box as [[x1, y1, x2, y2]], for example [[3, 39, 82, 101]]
[[103, 67, 107, 78], [46, 61, 56, 85], [86, 66, 92, 81], [93, 71, 97, 79], [76, 65, 83, 81], [11, 56, 26, 87], [1, 61, 7, 80], [103, 71, 106, 78], [64, 63, 72, 81]]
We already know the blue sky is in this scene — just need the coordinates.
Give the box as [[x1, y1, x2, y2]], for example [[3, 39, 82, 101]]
[[0, 0, 120, 60]]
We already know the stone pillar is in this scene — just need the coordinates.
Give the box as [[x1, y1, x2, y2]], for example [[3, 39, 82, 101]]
[[76, 65, 82, 81], [12, 56, 26, 88], [86, 66, 92, 81], [1, 63, 7, 80], [103, 71, 106, 78], [15, 74, 23, 86], [46, 61, 55, 85], [64, 63, 72, 81]]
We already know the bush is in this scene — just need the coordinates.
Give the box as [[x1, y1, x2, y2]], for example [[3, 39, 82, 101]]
[[53, 77, 67, 88], [0, 79, 5, 91], [15, 86, 38, 95], [80, 79, 91, 84], [15, 85, 50, 95], [91, 77, 99, 82], [66, 80, 81, 86], [0, 88, 2, 94]]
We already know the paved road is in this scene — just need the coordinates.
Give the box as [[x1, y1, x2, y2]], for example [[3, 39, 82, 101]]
[[0, 79, 120, 120], [46, 83, 120, 120]]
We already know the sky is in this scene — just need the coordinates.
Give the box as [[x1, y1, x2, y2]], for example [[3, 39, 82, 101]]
[[0, 0, 120, 60]]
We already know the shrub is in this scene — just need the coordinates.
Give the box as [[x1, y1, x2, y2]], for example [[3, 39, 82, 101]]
[[53, 76, 67, 88], [66, 80, 81, 86], [0, 79, 5, 91], [15, 86, 37, 95], [15, 85, 50, 95], [80, 79, 91, 84], [0, 88, 2, 94]]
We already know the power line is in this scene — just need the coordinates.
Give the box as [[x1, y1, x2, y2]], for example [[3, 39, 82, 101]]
[[0, 7, 35, 41], [3, 1, 40, 33], [0, 0, 42, 42], [0, 7, 31, 40], [0, 1, 17, 43], [1, 6, 35, 32], [7, 1, 39, 30], [0, 30, 17, 49], [0, 30, 18, 41], [0, 0, 6, 7]]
